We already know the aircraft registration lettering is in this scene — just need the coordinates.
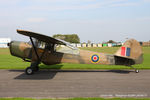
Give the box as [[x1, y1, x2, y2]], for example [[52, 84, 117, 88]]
[[90, 54, 100, 63]]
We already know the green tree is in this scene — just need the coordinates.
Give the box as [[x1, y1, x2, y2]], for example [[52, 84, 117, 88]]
[[107, 40, 116, 43], [53, 34, 80, 43]]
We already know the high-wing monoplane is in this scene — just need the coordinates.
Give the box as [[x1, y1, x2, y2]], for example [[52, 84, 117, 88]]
[[8, 29, 143, 75]]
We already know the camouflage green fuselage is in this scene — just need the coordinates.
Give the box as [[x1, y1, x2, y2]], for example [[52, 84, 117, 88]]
[[9, 39, 143, 66], [9, 41, 115, 65]]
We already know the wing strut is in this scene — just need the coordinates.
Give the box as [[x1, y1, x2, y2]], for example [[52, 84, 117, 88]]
[[25, 37, 48, 75], [29, 37, 40, 60]]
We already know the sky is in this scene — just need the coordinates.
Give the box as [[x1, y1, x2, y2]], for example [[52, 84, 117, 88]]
[[0, 0, 150, 43]]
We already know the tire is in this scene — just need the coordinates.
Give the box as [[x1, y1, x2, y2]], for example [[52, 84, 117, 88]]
[[25, 67, 34, 75], [135, 69, 139, 73]]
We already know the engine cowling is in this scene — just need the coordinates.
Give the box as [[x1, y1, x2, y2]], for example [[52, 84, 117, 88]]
[[8, 41, 32, 59]]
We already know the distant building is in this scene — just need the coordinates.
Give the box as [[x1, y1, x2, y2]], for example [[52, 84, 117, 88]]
[[108, 43, 112, 47], [97, 43, 102, 47], [76, 44, 82, 47], [112, 43, 117, 47], [92, 43, 97, 47], [87, 44, 92, 47], [102, 43, 108, 47], [116, 42, 122, 46], [82, 43, 87, 47], [0, 38, 11, 48], [142, 41, 150, 46]]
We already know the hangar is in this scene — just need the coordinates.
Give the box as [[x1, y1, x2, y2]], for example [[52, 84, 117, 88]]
[[0, 38, 11, 48]]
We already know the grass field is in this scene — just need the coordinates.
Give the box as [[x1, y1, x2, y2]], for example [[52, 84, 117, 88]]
[[0, 47, 150, 100], [0, 47, 150, 70]]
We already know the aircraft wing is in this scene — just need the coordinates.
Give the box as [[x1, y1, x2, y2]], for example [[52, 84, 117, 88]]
[[17, 29, 78, 49], [17, 29, 67, 45]]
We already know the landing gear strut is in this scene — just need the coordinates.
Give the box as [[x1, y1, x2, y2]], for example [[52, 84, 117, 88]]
[[25, 61, 40, 75], [130, 66, 139, 73], [25, 37, 47, 75]]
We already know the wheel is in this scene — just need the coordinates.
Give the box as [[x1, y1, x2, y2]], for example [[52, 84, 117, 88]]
[[25, 67, 34, 75], [135, 69, 139, 73]]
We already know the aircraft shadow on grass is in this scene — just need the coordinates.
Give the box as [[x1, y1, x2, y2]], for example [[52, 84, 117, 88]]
[[9, 64, 134, 80]]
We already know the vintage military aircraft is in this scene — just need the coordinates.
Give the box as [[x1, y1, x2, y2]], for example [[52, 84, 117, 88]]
[[8, 29, 143, 75]]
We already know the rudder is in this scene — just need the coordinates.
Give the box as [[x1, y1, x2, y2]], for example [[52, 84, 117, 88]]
[[115, 39, 143, 64]]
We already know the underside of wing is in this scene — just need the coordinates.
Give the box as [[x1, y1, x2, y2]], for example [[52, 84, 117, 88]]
[[17, 29, 78, 50], [17, 29, 66, 45]]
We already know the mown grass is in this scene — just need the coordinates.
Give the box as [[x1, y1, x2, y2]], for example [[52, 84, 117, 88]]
[[0, 98, 150, 100], [0, 47, 150, 69], [80, 47, 120, 54], [0, 48, 150, 100]]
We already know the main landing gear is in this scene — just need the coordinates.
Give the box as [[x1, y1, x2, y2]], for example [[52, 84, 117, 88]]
[[25, 36, 46, 75], [25, 65, 39, 75], [25, 67, 34, 75], [25, 60, 40, 75]]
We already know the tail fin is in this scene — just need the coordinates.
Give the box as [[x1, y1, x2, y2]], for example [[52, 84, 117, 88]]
[[115, 39, 143, 65]]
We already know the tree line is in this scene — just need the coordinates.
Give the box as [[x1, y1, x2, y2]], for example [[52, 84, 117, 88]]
[[53, 34, 80, 43]]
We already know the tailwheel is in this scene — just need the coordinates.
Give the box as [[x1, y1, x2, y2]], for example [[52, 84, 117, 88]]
[[130, 66, 139, 73], [25, 67, 34, 75], [135, 69, 139, 73]]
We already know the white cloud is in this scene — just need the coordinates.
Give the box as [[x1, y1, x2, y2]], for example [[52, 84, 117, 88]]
[[24, 0, 141, 12], [0, 0, 20, 5], [29, 0, 95, 3], [135, 17, 150, 21], [109, 2, 139, 7], [143, 0, 150, 2], [0, 0, 143, 13], [27, 18, 46, 23], [0, 0, 150, 43]]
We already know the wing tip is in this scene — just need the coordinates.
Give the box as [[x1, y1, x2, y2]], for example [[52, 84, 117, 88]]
[[16, 29, 25, 33]]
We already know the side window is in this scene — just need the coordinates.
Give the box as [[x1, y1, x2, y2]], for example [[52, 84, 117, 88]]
[[28, 38, 46, 49], [28, 38, 38, 46], [55, 44, 79, 55], [38, 41, 46, 49]]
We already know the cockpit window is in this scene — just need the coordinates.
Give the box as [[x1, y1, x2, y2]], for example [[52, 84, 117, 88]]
[[28, 38, 37, 46], [28, 38, 79, 55], [56, 44, 79, 55], [37, 41, 46, 49], [28, 38, 46, 49]]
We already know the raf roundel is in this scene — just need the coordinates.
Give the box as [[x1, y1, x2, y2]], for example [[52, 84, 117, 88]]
[[91, 54, 100, 63]]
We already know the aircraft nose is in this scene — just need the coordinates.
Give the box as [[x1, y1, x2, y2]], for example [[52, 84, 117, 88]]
[[9, 41, 32, 59], [7, 43, 10, 47], [9, 41, 25, 58]]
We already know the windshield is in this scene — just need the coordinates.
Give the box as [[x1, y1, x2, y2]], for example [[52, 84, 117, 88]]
[[56, 44, 79, 55], [28, 38, 46, 49]]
